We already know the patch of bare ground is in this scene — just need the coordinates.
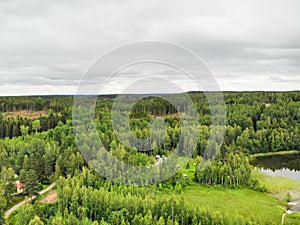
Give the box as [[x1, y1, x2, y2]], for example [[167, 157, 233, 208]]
[[4, 110, 48, 119], [40, 190, 58, 203]]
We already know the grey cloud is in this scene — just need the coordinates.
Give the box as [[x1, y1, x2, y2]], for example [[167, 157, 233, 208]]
[[0, 0, 299, 95]]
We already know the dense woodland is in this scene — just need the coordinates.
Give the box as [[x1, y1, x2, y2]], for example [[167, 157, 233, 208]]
[[0, 91, 299, 224]]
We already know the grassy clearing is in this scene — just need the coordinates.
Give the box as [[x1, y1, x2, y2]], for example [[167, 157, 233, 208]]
[[168, 183, 285, 224], [34, 187, 56, 203], [252, 169, 300, 201], [173, 158, 288, 223], [40, 190, 57, 204]]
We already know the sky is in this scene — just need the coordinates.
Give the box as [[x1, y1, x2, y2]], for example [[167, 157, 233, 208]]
[[0, 0, 299, 95]]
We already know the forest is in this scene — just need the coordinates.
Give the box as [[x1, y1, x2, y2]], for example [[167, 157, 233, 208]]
[[0, 91, 299, 224]]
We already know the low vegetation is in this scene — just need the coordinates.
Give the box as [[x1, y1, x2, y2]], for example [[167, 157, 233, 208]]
[[252, 169, 300, 201]]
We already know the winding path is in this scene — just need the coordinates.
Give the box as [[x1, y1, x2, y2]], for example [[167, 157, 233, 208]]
[[4, 182, 57, 219]]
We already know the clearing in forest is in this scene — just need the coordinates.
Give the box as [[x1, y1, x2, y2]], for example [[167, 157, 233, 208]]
[[4, 110, 48, 119], [40, 190, 58, 203]]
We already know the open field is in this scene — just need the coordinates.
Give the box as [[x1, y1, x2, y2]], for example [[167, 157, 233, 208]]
[[169, 183, 285, 224], [172, 158, 299, 223]]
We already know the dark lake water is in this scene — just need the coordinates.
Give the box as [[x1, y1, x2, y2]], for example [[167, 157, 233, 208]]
[[251, 152, 300, 182], [251, 152, 300, 212]]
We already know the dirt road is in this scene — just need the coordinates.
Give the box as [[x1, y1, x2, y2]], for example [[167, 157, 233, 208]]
[[4, 182, 57, 219]]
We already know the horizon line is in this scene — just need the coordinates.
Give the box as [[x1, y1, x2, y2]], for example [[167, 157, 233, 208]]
[[0, 90, 299, 97]]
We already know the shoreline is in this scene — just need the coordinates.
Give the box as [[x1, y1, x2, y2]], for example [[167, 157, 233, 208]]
[[249, 150, 300, 160]]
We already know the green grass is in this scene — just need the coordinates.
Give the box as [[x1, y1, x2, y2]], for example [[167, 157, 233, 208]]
[[285, 212, 300, 225], [178, 157, 197, 179], [252, 169, 300, 201], [169, 183, 285, 224], [173, 157, 289, 223], [5, 210, 18, 225]]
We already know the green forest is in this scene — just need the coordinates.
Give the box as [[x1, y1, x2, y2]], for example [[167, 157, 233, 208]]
[[0, 91, 300, 224]]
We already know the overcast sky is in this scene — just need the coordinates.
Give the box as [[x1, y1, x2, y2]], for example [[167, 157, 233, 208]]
[[0, 0, 299, 95]]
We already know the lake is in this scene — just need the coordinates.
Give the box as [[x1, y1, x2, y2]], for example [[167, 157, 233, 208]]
[[251, 152, 300, 212], [251, 152, 300, 182]]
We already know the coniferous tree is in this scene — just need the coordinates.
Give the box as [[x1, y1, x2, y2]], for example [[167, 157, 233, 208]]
[[25, 169, 39, 197]]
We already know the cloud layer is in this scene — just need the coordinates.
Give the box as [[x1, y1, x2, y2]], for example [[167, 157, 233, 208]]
[[0, 0, 299, 95]]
